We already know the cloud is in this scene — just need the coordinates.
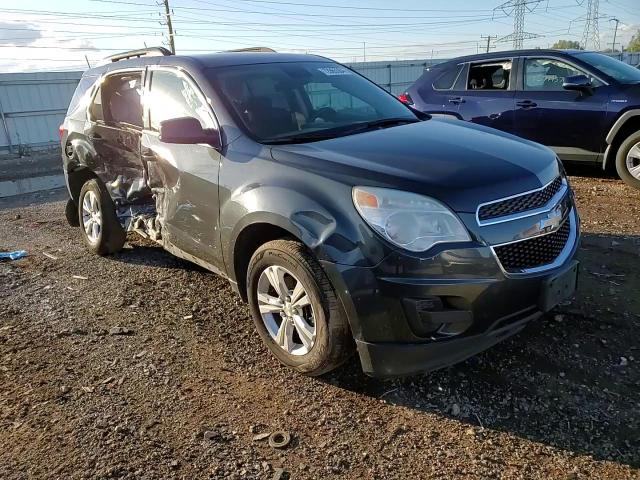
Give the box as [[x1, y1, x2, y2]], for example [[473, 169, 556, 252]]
[[0, 22, 42, 46], [618, 23, 639, 47]]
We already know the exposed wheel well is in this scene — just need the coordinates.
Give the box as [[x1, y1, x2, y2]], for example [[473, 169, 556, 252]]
[[233, 223, 296, 302], [607, 116, 640, 172], [67, 167, 99, 203]]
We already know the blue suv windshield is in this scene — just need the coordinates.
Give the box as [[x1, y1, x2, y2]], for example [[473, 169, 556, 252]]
[[207, 62, 416, 143], [575, 52, 640, 84]]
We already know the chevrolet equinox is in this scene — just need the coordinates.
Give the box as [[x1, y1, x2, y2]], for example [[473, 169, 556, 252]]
[[60, 47, 580, 377]]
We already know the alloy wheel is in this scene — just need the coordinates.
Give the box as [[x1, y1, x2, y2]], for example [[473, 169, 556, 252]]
[[626, 141, 640, 181], [81, 190, 102, 244], [256, 265, 316, 356]]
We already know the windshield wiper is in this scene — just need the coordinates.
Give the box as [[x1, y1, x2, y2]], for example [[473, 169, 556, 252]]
[[263, 117, 421, 145], [361, 117, 421, 129], [264, 130, 347, 144]]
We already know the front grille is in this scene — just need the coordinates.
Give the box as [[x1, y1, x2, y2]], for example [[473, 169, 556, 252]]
[[478, 176, 563, 222], [494, 217, 571, 272]]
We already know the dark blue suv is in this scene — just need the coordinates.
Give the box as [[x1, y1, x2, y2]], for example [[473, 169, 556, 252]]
[[401, 50, 640, 189]]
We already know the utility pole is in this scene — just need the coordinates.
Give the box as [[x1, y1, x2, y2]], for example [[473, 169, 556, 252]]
[[162, 0, 176, 54], [610, 17, 620, 52], [480, 35, 497, 53], [363, 42, 366, 62]]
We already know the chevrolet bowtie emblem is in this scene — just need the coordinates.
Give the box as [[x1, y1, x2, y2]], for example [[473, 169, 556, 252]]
[[539, 204, 563, 233]]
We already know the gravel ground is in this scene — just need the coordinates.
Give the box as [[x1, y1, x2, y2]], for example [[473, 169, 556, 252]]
[[1, 172, 639, 480]]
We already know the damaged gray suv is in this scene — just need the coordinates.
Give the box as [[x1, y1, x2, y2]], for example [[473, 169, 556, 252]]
[[61, 47, 580, 377]]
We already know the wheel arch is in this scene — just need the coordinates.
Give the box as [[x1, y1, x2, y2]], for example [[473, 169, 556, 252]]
[[67, 166, 100, 203], [231, 218, 301, 302], [603, 109, 640, 170]]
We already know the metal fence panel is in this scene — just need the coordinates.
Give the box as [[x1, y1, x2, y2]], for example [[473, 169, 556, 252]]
[[346, 59, 444, 95], [0, 71, 83, 153], [0, 53, 637, 153]]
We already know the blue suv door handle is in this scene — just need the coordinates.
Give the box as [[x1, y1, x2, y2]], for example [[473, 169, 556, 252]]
[[516, 100, 537, 109], [448, 97, 465, 105]]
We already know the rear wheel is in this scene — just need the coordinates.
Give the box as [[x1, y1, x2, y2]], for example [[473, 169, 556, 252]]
[[247, 239, 353, 376], [78, 179, 126, 255], [615, 131, 640, 190]]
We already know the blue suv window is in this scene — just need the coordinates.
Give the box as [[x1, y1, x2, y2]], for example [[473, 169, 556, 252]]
[[524, 58, 601, 90], [432, 65, 462, 90], [467, 61, 511, 90], [575, 52, 640, 84]]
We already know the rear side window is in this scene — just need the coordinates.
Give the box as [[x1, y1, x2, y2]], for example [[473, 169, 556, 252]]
[[89, 86, 104, 122], [92, 72, 143, 128], [432, 65, 462, 90], [147, 70, 215, 131], [467, 61, 512, 90], [67, 76, 97, 115]]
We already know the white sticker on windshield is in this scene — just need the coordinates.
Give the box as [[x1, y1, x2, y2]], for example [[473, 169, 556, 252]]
[[317, 66, 352, 76]]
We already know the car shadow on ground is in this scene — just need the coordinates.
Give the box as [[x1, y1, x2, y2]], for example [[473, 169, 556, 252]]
[[110, 241, 208, 272], [564, 161, 618, 179], [321, 232, 640, 469]]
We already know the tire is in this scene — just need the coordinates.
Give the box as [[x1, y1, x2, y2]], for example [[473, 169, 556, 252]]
[[615, 130, 640, 190], [65, 198, 80, 227], [78, 179, 126, 255], [247, 239, 353, 376]]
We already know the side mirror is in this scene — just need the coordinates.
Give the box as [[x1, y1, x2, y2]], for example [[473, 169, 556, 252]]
[[159, 117, 221, 149], [562, 74, 592, 93]]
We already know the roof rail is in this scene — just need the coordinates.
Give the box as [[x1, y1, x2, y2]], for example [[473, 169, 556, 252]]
[[107, 47, 173, 63], [225, 47, 276, 53]]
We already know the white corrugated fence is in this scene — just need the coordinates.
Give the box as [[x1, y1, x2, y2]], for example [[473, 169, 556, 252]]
[[1, 52, 638, 154]]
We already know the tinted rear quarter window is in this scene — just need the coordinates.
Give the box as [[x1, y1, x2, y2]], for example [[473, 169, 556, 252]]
[[67, 76, 97, 115], [432, 65, 462, 90]]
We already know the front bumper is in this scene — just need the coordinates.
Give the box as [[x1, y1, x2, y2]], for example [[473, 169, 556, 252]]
[[356, 309, 542, 377], [321, 210, 580, 378]]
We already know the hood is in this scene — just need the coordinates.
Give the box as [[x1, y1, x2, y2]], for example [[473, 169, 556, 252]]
[[270, 118, 559, 213]]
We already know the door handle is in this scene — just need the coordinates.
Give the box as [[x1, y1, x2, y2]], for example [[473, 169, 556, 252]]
[[516, 100, 537, 108], [448, 97, 465, 105]]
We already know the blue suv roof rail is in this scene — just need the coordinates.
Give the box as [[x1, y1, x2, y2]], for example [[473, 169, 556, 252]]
[[224, 47, 277, 53], [106, 47, 173, 63]]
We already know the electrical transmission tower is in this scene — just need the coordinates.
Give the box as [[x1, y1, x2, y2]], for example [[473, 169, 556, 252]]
[[581, 0, 600, 50], [494, 0, 543, 49]]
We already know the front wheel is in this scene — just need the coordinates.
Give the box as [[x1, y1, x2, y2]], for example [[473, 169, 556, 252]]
[[247, 239, 353, 376], [615, 131, 640, 190]]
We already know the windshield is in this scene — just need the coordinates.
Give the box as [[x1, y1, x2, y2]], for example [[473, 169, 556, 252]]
[[574, 52, 640, 84], [207, 62, 417, 143]]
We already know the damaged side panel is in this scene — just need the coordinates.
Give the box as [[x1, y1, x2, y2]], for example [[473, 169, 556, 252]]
[[141, 132, 223, 269], [64, 65, 225, 276]]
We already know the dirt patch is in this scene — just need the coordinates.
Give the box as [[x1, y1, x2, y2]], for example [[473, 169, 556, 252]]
[[1, 174, 639, 479]]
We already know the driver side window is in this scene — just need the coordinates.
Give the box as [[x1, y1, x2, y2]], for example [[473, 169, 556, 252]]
[[147, 70, 216, 131], [524, 58, 602, 91]]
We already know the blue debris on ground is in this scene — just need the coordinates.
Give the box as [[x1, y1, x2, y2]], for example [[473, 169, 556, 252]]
[[0, 250, 27, 261]]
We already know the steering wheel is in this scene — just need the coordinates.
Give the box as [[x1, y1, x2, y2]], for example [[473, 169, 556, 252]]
[[312, 107, 338, 122]]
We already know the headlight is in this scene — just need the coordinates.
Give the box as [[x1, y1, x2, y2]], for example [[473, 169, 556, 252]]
[[352, 186, 470, 252]]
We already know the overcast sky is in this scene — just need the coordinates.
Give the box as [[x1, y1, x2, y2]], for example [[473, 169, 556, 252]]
[[0, 0, 638, 72]]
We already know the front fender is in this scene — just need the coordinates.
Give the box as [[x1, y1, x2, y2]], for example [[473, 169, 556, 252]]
[[221, 183, 389, 281]]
